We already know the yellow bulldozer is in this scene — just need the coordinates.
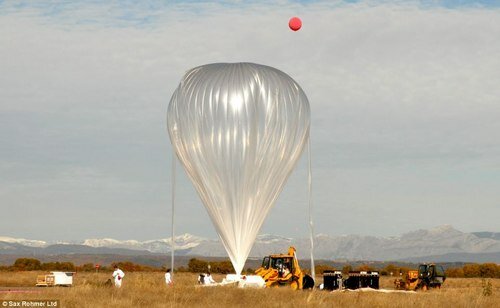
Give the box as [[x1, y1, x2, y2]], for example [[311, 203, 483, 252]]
[[255, 246, 314, 290], [394, 263, 446, 291]]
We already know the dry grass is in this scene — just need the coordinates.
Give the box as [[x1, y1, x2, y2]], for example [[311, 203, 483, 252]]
[[0, 272, 499, 308]]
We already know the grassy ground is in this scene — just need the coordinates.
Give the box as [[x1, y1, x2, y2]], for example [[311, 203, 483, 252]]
[[0, 272, 498, 307]]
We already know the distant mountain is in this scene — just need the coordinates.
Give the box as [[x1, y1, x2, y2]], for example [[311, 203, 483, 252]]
[[262, 225, 500, 262], [1, 226, 499, 263], [472, 232, 500, 241], [0, 236, 47, 248], [0, 241, 39, 254], [402, 251, 500, 263], [0, 243, 154, 256], [82, 234, 204, 253], [42, 244, 154, 256]]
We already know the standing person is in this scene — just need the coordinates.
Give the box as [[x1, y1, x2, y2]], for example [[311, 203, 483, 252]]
[[198, 274, 205, 284], [205, 272, 215, 285], [112, 265, 125, 288], [165, 268, 173, 286]]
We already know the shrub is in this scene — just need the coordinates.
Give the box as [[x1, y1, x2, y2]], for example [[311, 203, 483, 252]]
[[111, 261, 158, 272], [478, 263, 499, 278], [482, 279, 492, 296], [341, 265, 352, 275], [315, 264, 336, 275], [463, 264, 481, 278], [446, 267, 464, 278], [77, 263, 96, 272], [187, 258, 209, 273], [13, 258, 41, 271], [41, 262, 75, 271], [355, 264, 375, 272]]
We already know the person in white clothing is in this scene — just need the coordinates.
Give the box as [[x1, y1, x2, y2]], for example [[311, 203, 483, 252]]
[[204, 273, 216, 285], [165, 268, 173, 286], [112, 265, 125, 288], [282, 266, 290, 277]]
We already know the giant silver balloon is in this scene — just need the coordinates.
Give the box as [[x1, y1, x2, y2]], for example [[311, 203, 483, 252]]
[[167, 63, 310, 275]]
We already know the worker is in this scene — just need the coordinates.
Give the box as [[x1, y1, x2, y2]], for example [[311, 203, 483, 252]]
[[112, 265, 125, 288], [165, 268, 173, 286], [205, 272, 216, 285], [282, 266, 290, 277], [197, 274, 203, 284], [337, 276, 343, 290]]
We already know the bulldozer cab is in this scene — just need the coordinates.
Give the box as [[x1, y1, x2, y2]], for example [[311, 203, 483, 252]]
[[418, 264, 429, 278], [418, 263, 446, 287], [435, 265, 445, 277], [261, 257, 270, 269], [262, 256, 293, 276], [418, 264, 445, 279]]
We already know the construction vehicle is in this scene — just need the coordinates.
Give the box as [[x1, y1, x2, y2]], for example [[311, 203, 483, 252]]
[[394, 263, 446, 291], [255, 246, 314, 290]]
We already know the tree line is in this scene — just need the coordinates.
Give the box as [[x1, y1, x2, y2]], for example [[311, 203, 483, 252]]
[[445, 263, 500, 278], [0, 258, 159, 272], [0, 258, 237, 274], [2, 258, 499, 278]]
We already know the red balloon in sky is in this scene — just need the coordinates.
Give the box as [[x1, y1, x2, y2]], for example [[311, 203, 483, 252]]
[[289, 17, 302, 31]]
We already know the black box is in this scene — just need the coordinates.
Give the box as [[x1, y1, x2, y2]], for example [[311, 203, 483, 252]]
[[344, 271, 379, 290]]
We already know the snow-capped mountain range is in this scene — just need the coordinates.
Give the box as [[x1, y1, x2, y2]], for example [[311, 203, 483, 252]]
[[0, 236, 48, 248], [1, 226, 499, 262], [82, 233, 204, 252]]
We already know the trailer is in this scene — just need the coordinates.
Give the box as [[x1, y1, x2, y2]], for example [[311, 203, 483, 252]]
[[36, 272, 75, 287]]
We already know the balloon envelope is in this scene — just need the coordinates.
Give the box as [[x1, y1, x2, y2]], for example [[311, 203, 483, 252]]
[[167, 63, 310, 275], [289, 17, 302, 31]]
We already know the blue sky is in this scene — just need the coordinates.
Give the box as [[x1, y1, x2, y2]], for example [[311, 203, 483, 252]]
[[1, 0, 499, 241], [2, 1, 500, 24]]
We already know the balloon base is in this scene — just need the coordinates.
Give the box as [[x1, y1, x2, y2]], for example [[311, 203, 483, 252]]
[[221, 274, 265, 288]]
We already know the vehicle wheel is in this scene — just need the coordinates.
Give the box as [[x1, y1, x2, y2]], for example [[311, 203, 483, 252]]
[[302, 275, 315, 290]]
